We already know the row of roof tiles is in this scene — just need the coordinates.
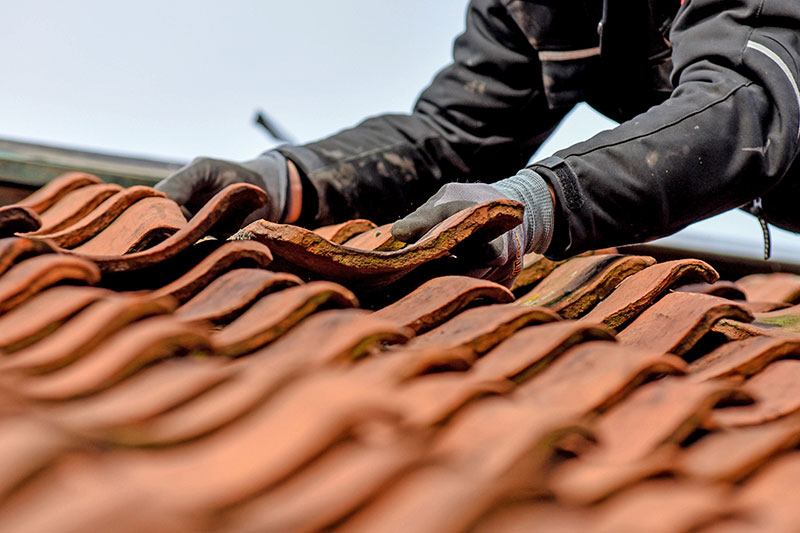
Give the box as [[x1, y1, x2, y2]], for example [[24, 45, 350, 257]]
[[0, 173, 799, 531]]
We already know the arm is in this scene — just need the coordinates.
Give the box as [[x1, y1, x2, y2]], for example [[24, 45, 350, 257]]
[[277, 0, 568, 226], [531, 0, 800, 259]]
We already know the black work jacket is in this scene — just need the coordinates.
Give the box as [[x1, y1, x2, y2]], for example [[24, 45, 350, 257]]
[[279, 0, 800, 259]]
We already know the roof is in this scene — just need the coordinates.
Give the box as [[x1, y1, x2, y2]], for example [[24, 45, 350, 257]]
[[0, 171, 799, 531]]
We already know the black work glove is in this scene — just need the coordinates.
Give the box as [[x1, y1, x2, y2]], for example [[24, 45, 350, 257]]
[[391, 170, 554, 287], [155, 151, 290, 222]]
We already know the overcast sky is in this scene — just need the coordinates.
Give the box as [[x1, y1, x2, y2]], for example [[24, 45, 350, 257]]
[[1, 0, 798, 261]]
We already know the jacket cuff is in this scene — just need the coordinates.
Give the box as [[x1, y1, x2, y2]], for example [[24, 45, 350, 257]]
[[492, 169, 554, 254]]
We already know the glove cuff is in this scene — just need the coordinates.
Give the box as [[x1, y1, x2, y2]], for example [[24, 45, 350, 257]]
[[493, 169, 554, 254], [242, 151, 290, 222]]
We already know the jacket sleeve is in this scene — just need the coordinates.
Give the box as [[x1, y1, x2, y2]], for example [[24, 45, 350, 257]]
[[532, 0, 800, 260], [276, 0, 568, 226]]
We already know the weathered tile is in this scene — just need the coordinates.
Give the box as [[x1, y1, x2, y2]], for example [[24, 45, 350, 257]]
[[407, 303, 560, 354], [212, 281, 359, 357], [18, 316, 211, 400], [592, 480, 731, 533], [0, 206, 40, 236], [312, 218, 376, 243], [32, 183, 122, 234], [0, 238, 57, 277], [174, 268, 302, 325], [70, 183, 268, 272], [231, 199, 523, 288], [15, 172, 102, 213], [117, 370, 403, 510], [0, 286, 110, 352], [678, 413, 800, 482], [510, 252, 563, 292], [373, 275, 513, 333], [118, 310, 409, 445], [70, 197, 186, 255], [25, 186, 166, 247], [0, 255, 101, 315], [0, 295, 176, 374], [353, 345, 476, 383], [517, 254, 655, 318], [738, 272, 800, 304], [711, 360, 800, 427], [471, 321, 615, 384], [342, 222, 404, 251], [220, 438, 420, 532], [617, 292, 753, 356], [581, 259, 718, 329], [676, 280, 746, 300], [689, 336, 800, 381], [588, 378, 749, 463], [147, 240, 273, 304], [516, 341, 688, 416], [712, 317, 800, 340]]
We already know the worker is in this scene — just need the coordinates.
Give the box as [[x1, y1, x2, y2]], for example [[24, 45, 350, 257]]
[[156, 0, 800, 287]]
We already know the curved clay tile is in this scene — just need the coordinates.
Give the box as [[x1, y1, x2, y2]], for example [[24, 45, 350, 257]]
[[373, 276, 514, 334], [472, 321, 615, 384], [738, 272, 800, 304], [231, 199, 524, 288], [675, 279, 746, 300], [212, 281, 359, 357], [221, 438, 420, 533], [590, 480, 730, 533], [356, 345, 476, 383], [148, 240, 273, 304], [0, 206, 41, 236], [710, 360, 800, 428], [616, 292, 754, 356], [689, 336, 800, 381], [69, 184, 268, 272], [53, 358, 234, 436], [0, 237, 56, 277], [0, 286, 110, 352], [510, 252, 563, 292], [122, 310, 409, 446], [0, 255, 100, 315], [516, 341, 688, 415], [0, 295, 176, 374], [26, 186, 166, 247], [471, 502, 591, 533], [712, 317, 800, 340], [407, 303, 560, 354], [174, 268, 302, 325], [116, 370, 404, 510], [15, 172, 102, 213], [312, 218, 377, 244], [677, 412, 800, 483], [32, 183, 123, 235], [18, 316, 211, 401], [728, 452, 800, 531], [517, 254, 656, 318], [588, 378, 750, 464], [70, 197, 187, 255], [342, 223, 404, 251], [580, 259, 719, 329]]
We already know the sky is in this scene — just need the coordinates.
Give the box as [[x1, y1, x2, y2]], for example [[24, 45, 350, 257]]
[[1, 0, 798, 262]]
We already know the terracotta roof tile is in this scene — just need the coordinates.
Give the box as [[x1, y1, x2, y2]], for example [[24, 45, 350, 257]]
[[0, 174, 799, 530], [25, 185, 166, 247], [517, 254, 656, 318], [617, 292, 754, 356], [0, 206, 41, 236]]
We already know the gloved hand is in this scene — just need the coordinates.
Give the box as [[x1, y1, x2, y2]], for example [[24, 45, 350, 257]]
[[391, 169, 554, 287], [155, 151, 292, 222]]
